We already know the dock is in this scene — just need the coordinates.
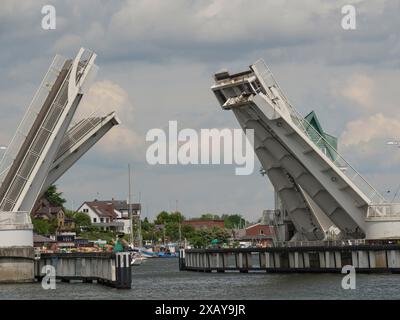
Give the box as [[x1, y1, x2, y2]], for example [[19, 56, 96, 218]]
[[179, 242, 400, 273], [34, 252, 132, 288]]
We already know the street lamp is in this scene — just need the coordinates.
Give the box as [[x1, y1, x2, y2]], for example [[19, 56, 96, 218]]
[[0, 146, 6, 150]]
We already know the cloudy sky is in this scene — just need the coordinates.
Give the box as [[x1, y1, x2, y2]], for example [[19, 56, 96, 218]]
[[1, 0, 400, 221]]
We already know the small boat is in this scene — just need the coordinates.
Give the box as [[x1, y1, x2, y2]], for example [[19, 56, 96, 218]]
[[157, 251, 179, 258], [157, 244, 179, 258], [130, 252, 143, 266], [140, 248, 158, 258]]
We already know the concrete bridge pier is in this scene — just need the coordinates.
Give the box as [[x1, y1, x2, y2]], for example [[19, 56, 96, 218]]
[[223, 253, 230, 269], [0, 212, 34, 283]]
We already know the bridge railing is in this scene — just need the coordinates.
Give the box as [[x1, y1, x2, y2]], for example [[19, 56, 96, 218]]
[[0, 57, 73, 211], [0, 55, 67, 189], [55, 115, 103, 160], [252, 59, 386, 205], [273, 239, 366, 248], [367, 203, 400, 218]]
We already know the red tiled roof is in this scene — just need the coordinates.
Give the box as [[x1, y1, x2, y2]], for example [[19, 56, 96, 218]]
[[85, 201, 117, 219], [182, 220, 225, 229]]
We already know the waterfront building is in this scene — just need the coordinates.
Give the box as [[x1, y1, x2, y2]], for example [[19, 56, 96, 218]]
[[32, 198, 66, 230], [56, 232, 76, 248], [240, 223, 274, 247], [245, 223, 273, 237], [77, 199, 141, 234], [33, 233, 56, 249], [182, 219, 225, 230]]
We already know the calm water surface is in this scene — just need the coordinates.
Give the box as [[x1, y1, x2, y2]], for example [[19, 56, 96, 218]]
[[0, 258, 399, 299]]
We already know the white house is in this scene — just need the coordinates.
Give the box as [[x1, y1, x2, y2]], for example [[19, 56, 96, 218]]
[[77, 199, 141, 234]]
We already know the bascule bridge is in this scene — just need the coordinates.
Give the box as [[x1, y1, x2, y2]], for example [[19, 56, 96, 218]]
[[0, 48, 120, 282], [212, 60, 400, 242]]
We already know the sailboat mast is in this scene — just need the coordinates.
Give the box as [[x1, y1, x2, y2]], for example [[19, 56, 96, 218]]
[[128, 164, 133, 246], [138, 192, 142, 248]]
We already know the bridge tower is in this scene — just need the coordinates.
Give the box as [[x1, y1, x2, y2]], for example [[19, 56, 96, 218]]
[[212, 60, 400, 241]]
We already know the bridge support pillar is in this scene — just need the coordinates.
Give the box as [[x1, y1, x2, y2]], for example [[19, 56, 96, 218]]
[[235, 253, 241, 269], [0, 212, 34, 283], [188, 253, 191, 268], [295, 252, 305, 268], [274, 253, 281, 268], [259, 253, 266, 268], [242, 253, 252, 270], [223, 253, 230, 268], [206, 253, 211, 269], [358, 251, 369, 268], [335, 252, 342, 268], [369, 251, 376, 268], [351, 251, 358, 268], [303, 252, 310, 268], [265, 252, 273, 268], [388, 250, 400, 268], [319, 252, 326, 268], [325, 251, 335, 268], [289, 252, 295, 268]]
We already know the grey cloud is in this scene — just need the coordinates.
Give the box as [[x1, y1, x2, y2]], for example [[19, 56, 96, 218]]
[[1, 0, 400, 220]]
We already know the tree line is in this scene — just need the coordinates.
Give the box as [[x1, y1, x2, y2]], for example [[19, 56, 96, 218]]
[[32, 186, 250, 248]]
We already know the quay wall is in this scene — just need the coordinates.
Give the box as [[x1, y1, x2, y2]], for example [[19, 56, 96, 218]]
[[180, 244, 400, 273], [35, 252, 132, 288]]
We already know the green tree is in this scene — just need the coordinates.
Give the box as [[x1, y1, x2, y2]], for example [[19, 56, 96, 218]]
[[189, 233, 205, 248], [169, 211, 184, 223], [186, 227, 230, 248], [141, 217, 155, 241], [182, 224, 195, 239], [32, 218, 59, 235], [73, 212, 92, 228], [199, 213, 220, 221], [154, 211, 170, 225], [211, 227, 230, 242], [64, 209, 75, 219], [155, 211, 185, 225], [44, 185, 66, 207], [32, 218, 50, 235], [142, 217, 151, 230], [165, 222, 180, 241], [221, 214, 246, 229]]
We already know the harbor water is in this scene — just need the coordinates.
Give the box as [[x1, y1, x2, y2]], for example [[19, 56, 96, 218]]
[[1, 258, 400, 299]]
